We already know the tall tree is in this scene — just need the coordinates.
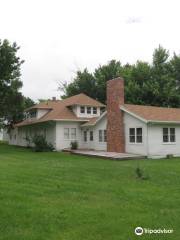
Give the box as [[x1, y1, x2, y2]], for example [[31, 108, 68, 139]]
[[60, 46, 180, 107], [61, 68, 97, 99], [0, 39, 34, 128]]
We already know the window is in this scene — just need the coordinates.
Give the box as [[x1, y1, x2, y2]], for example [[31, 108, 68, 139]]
[[90, 131, 93, 141], [99, 130, 103, 142], [71, 128, 76, 140], [163, 128, 175, 143], [104, 130, 107, 142], [93, 107, 97, 114], [136, 128, 142, 143], [84, 131, 87, 142], [129, 128, 142, 143], [170, 128, 175, 142], [87, 107, 91, 114], [163, 128, 168, 142], [64, 128, 69, 139], [129, 128, 135, 143], [99, 130, 106, 142], [29, 110, 36, 118], [80, 106, 85, 113]]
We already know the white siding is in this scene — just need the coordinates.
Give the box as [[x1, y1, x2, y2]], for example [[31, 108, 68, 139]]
[[37, 109, 50, 119], [147, 124, 180, 156], [124, 112, 148, 155], [56, 121, 82, 150], [8, 123, 56, 148], [81, 115, 107, 151]]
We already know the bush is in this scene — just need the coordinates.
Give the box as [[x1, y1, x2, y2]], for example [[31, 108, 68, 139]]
[[70, 141, 78, 150], [135, 166, 149, 180], [24, 136, 31, 148], [32, 135, 54, 152]]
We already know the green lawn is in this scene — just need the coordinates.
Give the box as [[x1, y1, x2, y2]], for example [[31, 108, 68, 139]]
[[0, 143, 179, 240]]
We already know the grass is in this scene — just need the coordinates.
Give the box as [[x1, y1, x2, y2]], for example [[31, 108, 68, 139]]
[[0, 142, 180, 239]]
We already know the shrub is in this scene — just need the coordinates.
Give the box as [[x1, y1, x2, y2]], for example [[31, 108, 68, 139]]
[[135, 166, 149, 180], [70, 141, 78, 150], [32, 135, 54, 152], [24, 136, 31, 148]]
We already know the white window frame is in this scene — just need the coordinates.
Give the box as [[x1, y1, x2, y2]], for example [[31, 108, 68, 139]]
[[99, 129, 106, 143], [64, 128, 70, 140], [129, 127, 143, 144], [80, 106, 85, 114], [87, 106, 91, 114], [93, 107, 97, 114], [104, 130, 107, 142], [71, 128, 76, 140], [83, 131, 87, 142], [90, 131, 93, 141], [162, 127, 176, 144]]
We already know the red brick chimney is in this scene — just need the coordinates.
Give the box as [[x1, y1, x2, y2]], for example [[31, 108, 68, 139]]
[[107, 77, 125, 152]]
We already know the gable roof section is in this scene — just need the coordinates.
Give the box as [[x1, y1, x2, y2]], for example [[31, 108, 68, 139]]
[[63, 93, 105, 107], [16, 93, 105, 127], [81, 111, 107, 127], [121, 104, 180, 123]]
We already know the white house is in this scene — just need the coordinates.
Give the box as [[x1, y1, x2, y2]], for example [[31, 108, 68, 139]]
[[7, 77, 180, 158]]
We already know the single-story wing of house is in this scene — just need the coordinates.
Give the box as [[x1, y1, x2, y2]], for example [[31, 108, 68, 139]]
[[7, 77, 180, 158]]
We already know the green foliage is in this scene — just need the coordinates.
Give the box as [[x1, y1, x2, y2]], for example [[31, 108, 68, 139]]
[[70, 141, 78, 150], [135, 166, 149, 180], [32, 135, 54, 152], [61, 46, 180, 107], [60, 68, 97, 100], [0, 39, 34, 128]]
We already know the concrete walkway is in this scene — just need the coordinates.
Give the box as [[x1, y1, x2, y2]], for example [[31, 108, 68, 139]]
[[65, 149, 145, 160]]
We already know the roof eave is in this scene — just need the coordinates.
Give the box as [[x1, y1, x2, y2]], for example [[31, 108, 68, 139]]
[[148, 120, 180, 124], [53, 119, 89, 122], [120, 106, 148, 123]]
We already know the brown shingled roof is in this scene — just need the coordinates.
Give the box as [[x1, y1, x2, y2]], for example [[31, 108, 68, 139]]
[[121, 104, 180, 122], [81, 117, 99, 127], [16, 93, 105, 127]]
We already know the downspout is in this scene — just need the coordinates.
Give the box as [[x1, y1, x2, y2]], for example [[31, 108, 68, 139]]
[[146, 122, 149, 158]]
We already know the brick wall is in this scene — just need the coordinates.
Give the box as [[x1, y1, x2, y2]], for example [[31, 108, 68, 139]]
[[106, 77, 125, 152]]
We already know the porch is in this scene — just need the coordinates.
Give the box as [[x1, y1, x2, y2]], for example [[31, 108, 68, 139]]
[[64, 149, 145, 160]]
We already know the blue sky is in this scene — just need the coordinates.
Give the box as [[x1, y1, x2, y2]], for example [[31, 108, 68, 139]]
[[1, 0, 180, 100]]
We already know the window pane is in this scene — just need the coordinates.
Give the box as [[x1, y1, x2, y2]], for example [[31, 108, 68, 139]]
[[170, 128, 175, 135], [93, 107, 97, 114], [129, 128, 135, 135], [170, 135, 175, 142], [87, 107, 91, 114], [90, 131, 93, 141], [163, 135, 168, 142], [80, 106, 85, 113], [64, 128, 69, 139], [84, 131, 87, 142], [99, 130, 103, 142], [137, 136, 142, 143], [104, 130, 107, 142], [71, 128, 76, 139], [129, 136, 135, 143], [136, 128, 142, 135], [163, 128, 168, 135]]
